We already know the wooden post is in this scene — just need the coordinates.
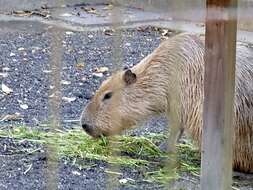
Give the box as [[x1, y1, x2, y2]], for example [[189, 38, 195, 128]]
[[201, 0, 237, 190]]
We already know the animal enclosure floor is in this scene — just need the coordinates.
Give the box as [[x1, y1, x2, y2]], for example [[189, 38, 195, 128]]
[[0, 23, 253, 189]]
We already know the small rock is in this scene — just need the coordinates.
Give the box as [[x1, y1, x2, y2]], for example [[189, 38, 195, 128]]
[[10, 52, 15, 57], [72, 170, 81, 176], [2, 67, 10, 72], [60, 13, 72, 17], [81, 76, 87, 81], [43, 70, 52, 74], [0, 73, 8, 78], [20, 104, 29, 110], [103, 29, 115, 36], [66, 31, 74, 35], [61, 80, 71, 85], [1, 83, 13, 94], [62, 97, 76, 103], [92, 73, 103, 78], [18, 47, 25, 51], [119, 178, 128, 184], [48, 93, 55, 98]]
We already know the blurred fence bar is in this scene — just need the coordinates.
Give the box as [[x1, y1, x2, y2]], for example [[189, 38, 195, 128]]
[[105, 3, 122, 190], [46, 26, 63, 190], [201, 0, 237, 189]]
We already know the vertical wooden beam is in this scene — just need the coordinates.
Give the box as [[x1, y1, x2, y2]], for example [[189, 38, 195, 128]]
[[201, 0, 237, 190]]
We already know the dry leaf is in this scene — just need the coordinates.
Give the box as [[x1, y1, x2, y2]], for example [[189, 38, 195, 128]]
[[82, 7, 97, 15], [75, 63, 85, 70], [103, 29, 115, 36], [103, 4, 114, 10], [137, 26, 147, 32], [161, 29, 169, 36], [0, 113, 21, 121], [31, 10, 51, 18], [95, 67, 108, 73], [1, 83, 13, 94], [13, 10, 32, 17]]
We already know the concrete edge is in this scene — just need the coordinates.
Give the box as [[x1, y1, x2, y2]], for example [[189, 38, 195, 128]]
[[0, 13, 252, 44]]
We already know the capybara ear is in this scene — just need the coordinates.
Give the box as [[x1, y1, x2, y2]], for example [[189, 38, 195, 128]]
[[123, 69, 137, 85]]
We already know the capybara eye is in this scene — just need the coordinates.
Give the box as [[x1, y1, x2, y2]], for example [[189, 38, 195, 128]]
[[103, 92, 113, 101]]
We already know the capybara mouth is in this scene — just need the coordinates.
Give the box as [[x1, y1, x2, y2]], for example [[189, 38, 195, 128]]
[[82, 124, 109, 138], [85, 131, 108, 139], [82, 123, 99, 138]]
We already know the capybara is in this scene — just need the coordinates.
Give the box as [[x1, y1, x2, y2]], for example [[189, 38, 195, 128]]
[[80, 33, 253, 173]]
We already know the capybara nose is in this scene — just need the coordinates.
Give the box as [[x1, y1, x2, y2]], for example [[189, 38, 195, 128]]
[[82, 123, 91, 131], [82, 123, 93, 133]]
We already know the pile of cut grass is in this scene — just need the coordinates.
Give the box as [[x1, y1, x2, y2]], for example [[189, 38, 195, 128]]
[[0, 126, 200, 183]]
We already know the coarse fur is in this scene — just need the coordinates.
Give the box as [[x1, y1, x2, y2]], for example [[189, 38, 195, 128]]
[[81, 33, 253, 173]]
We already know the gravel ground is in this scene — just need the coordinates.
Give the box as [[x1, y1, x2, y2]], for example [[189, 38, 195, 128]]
[[0, 26, 173, 190], [0, 137, 165, 190], [0, 25, 253, 189]]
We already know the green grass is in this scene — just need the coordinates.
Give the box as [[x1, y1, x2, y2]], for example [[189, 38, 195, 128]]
[[0, 126, 200, 184]]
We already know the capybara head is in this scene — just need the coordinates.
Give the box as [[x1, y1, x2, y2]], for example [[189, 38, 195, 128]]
[[80, 67, 166, 138], [81, 69, 139, 137]]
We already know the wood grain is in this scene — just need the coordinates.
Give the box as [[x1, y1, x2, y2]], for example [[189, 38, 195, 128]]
[[200, 0, 238, 189]]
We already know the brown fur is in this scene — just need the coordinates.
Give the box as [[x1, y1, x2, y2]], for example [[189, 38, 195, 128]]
[[81, 33, 253, 173]]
